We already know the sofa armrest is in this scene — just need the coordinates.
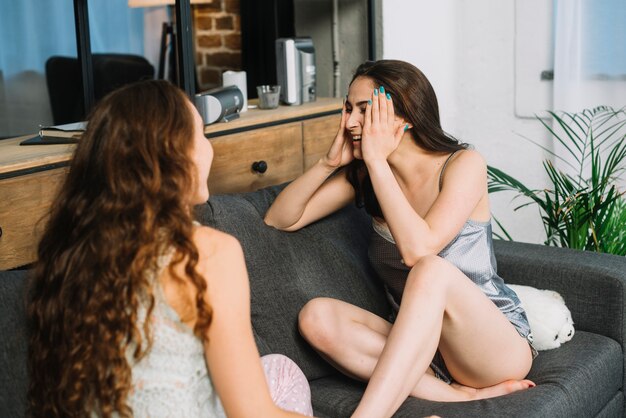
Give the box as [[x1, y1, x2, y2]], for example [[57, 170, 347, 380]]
[[493, 240, 626, 348]]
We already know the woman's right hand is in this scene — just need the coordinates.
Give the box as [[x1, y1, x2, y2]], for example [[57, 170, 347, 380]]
[[321, 102, 353, 169], [265, 100, 356, 231]]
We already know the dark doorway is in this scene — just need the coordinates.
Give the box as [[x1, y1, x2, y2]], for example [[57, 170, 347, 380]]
[[240, 0, 295, 99]]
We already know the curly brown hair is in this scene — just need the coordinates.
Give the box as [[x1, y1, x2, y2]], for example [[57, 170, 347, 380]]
[[27, 80, 212, 417]]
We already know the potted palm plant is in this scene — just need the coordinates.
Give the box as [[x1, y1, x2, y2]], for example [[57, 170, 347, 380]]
[[488, 106, 626, 255]]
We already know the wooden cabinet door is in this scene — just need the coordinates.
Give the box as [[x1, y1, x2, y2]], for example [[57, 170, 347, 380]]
[[208, 122, 304, 194], [0, 168, 68, 269], [302, 114, 341, 170]]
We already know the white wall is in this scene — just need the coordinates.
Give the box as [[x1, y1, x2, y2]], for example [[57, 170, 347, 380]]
[[382, 0, 553, 244]]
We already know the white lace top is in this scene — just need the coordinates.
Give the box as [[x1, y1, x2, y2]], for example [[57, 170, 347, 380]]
[[126, 250, 226, 417]]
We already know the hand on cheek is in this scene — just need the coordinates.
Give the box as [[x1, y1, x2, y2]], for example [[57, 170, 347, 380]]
[[361, 86, 407, 163]]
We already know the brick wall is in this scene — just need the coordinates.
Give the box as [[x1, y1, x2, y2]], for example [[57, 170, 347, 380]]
[[194, 0, 242, 91]]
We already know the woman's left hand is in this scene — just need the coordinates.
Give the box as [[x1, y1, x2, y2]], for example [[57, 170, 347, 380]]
[[361, 86, 407, 163]]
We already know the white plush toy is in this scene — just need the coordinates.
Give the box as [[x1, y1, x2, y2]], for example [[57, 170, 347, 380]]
[[508, 284, 575, 351]]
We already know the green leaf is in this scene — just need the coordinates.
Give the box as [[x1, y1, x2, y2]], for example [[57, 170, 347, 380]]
[[491, 215, 513, 241], [488, 106, 626, 255]]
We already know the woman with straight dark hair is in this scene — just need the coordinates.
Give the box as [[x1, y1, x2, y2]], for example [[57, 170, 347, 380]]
[[265, 60, 536, 417], [27, 80, 313, 418]]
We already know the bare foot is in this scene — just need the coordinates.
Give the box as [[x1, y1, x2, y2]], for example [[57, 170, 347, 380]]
[[451, 379, 535, 400]]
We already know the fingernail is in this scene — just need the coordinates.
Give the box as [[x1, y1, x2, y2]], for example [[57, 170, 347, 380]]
[[386, 93, 391, 100], [374, 88, 378, 96], [404, 124, 409, 131], [379, 86, 385, 93], [368, 99, 372, 105]]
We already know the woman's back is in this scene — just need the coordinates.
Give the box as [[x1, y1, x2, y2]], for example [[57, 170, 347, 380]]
[[128, 249, 225, 417]]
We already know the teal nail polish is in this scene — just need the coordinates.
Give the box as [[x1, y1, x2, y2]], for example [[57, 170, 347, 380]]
[[368, 99, 372, 105], [386, 93, 391, 100], [379, 86, 385, 93], [374, 88, 378, 96]]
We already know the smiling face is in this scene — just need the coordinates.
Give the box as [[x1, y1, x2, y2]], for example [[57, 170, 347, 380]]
[[345, 76, 376, 159], [188, 102, 214, 205]]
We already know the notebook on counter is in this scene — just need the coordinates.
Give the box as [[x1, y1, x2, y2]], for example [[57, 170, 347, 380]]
[[20, 121, 87, 145]]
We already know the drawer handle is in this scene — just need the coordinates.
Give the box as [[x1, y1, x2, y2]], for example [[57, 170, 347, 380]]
[[252, 161, 268, 174], [0, 226, 2, 238]]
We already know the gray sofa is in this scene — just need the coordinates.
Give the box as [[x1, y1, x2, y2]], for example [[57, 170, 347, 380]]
[[2, 184, 625, 417]]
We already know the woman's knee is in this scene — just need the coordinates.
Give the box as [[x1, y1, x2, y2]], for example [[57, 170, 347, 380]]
[[405, 255, 452, 291], [298, 298, 342, 351]]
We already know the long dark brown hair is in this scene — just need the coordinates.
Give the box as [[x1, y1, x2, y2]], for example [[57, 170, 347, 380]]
[[345, 60, 468, 217], [27, 80, 212, 417]]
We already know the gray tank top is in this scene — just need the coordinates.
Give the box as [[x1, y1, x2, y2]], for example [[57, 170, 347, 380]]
[[367, 152, 532, 340]]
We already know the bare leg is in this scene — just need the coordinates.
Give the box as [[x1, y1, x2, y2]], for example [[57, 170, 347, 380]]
[[299, 255, 534, 417], [299, 301, 475, 401], [353, 255, 533, 417], [300, 299, 532, 403]]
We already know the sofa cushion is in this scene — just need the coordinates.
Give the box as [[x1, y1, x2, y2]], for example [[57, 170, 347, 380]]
[[309, 331, 623, 417], [494, 239, 626, 348], [196, 184, 391, 380], [0, 269, 28, 418]]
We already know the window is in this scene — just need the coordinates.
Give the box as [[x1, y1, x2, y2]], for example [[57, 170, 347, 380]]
[[0, 0, 148, 138]]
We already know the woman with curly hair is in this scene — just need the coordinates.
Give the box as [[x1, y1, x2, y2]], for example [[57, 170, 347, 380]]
[[27, 80, 313, 417]]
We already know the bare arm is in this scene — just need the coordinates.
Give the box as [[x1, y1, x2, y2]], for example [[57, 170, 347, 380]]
[[264, 104, 355, 231], [361, 89, 486, 266], [367, 152, 487, 265], [193, 228, 308, 418], [264, 162, 355, 231]]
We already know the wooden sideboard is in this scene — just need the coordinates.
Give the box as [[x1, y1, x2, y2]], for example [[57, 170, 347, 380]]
[[0, 98, 342, 270]]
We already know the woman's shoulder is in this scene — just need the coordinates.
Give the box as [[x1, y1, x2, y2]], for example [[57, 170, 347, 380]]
[[437, 149, 487, 193], [191, 225, 243, 262], [446, 148, 487, 174], [190, 226, 249, 302], [453, 148, 485, 164]]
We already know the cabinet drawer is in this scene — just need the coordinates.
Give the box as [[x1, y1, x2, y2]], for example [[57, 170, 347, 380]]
[[0, 168, 68, 269], [302, 114, 341, 170], [208, 122, 304, 194]]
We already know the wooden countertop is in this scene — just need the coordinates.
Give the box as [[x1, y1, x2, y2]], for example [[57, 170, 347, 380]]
[[205, 97, 342, 136], [0, 98, 342, 177], [0, 136, 75, 177]]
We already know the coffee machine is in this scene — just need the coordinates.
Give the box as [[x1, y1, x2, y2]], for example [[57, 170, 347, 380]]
[[275, 37, 316, 105]]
